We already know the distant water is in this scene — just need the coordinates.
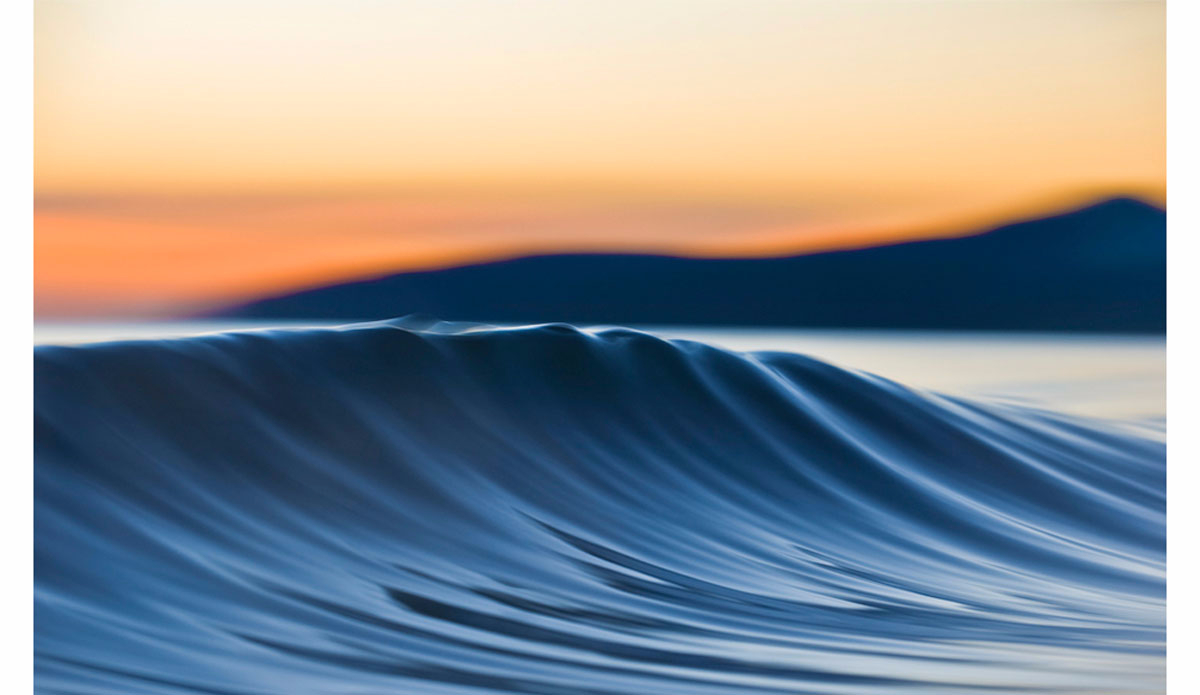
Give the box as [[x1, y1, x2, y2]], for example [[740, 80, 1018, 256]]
[[35, 319, 1165, 694]]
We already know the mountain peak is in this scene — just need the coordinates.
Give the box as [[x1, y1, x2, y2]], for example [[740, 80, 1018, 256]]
[[1071, 195, 1164, 217]]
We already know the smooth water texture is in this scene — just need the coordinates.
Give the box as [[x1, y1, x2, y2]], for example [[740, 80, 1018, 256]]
[[35, 319, 1165, 694]]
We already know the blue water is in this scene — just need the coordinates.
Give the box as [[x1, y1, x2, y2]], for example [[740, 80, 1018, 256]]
[[34, 319, 1165, 694]]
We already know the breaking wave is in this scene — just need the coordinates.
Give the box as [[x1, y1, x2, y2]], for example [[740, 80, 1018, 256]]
[[35, 319, 1165, 694]]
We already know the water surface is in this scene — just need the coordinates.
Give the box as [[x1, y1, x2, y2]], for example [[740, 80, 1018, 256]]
[[35, 319, 1165, 694]]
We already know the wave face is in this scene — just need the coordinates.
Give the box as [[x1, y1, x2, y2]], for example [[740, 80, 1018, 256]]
[[35, 319, 1165, 694]]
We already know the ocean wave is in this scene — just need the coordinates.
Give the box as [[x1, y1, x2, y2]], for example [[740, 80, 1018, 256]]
[[34, 319, 1165, 694]]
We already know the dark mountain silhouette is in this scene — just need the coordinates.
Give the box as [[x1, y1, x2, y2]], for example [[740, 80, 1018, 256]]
[[220, 197, 1165, 332]]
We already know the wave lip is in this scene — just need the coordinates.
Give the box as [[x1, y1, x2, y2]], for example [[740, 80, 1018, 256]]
[[35, 318, 1165, 694]]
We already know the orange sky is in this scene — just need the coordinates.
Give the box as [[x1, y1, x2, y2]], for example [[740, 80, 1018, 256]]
[[34, 0, 1165, 318]]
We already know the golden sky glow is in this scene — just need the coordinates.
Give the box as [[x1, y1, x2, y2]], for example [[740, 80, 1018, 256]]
[[34, 0, 1164, 317]]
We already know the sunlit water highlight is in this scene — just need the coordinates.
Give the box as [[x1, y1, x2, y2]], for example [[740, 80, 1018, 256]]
[[35, 319, 1165, 694]]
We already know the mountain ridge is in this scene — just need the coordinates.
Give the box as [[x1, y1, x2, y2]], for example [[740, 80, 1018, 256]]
[[220, 197, 1166, 332]]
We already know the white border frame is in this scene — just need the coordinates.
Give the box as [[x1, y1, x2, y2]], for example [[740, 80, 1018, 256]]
[[1166, 0, 1194, 691], [3, 0, 33, 690]]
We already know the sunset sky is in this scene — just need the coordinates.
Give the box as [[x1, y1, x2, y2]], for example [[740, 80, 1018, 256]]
[[35, 0, 1164, 317]]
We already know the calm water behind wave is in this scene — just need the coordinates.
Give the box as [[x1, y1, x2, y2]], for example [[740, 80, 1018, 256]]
[[35, 319, 1165, 694]]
